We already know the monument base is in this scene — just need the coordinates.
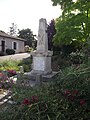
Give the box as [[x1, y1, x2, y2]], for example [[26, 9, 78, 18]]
[[24, 71, 58, 82], [31, 50, 53, 75], [32, 56, 52, 75]]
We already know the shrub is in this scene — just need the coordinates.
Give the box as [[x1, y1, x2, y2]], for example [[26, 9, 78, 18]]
[[70, 51, 85, 65], [25, 46, 34, 52], [52, 55, 70, 70], [0, 81, 90, 120], [6, 48, 15, 55], [18, 57, 32, 72], [0, 51, 5, 56], [0, 72, 15, 90], [7, 69, 17, 77]]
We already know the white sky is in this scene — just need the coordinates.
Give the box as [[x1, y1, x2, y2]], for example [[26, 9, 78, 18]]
[[0, 0, 61, 35]]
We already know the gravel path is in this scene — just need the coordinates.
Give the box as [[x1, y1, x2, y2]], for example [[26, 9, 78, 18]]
[[0, 53, 30, 61]]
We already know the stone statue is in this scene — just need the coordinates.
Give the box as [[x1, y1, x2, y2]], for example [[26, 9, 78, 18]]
[[37, 18, 48, 52], [31, 18, 53, 75], [25, 18, 57, 82]]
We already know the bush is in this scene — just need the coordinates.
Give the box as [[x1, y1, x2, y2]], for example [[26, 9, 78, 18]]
[[25, 46, 34, 52], [70, 51, 85, 65], [18, 57, 32, 72], [52, 55, 71, 70], [0, 72, 14, 90], [0, 51, 5, 56], [6, 49, 15, 55]]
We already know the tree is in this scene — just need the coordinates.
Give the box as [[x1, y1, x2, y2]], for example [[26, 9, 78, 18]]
[[9, 23, 18, 36], [51, 0, 90, 47], [47, 19, 56, 50], [18, 28, 36, 47]]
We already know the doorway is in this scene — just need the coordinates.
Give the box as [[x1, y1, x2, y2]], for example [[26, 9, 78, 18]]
[[1, 41, 5, 52]]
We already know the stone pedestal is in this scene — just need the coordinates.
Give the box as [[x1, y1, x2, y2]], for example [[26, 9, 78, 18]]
[[31, 50, 53, 75]]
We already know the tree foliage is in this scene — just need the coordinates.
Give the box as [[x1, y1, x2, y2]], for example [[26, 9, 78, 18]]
[[47, 19, 56, 50], [9, 23, 18, 36], [18, 28, 35, 47], [51, 0, 90, 47]]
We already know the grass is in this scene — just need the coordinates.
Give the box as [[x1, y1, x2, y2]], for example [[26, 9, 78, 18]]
[[0, 59, 20, 71], [0, 56, 32, 72]]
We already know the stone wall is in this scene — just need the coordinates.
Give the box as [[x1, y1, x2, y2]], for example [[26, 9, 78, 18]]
[[0, 36, 25, 53]]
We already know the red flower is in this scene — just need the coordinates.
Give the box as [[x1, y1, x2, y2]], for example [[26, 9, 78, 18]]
[[0, 84, 2, 88], [8, 70, 16, 75], [68, 95, 75, 101], [80, 99, 86, 106], [31, 96, 38, 102], [23, 98, 30, 105], [64, 90, 70, 95], [72, 90, 78, 95], [0, 73, 3, 77]]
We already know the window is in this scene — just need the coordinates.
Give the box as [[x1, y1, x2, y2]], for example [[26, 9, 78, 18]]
[[12, 42, 18, 50], [14, 42, 16, 49], [1, 40, 5, 52]]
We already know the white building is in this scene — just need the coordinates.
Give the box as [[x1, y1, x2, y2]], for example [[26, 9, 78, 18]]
[[0, 31, 26, 54]]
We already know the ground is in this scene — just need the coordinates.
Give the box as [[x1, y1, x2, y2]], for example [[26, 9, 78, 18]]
[[0, 53, 30, 61]]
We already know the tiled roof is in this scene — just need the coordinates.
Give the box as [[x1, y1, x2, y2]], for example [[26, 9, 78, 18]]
[[0, 30, 26, 41]]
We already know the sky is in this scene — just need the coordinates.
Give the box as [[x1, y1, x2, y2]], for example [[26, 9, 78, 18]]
[[0, 0, 61, 35]]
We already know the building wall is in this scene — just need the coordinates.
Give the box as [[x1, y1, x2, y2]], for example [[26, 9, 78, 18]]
[[0, 36, 25, 53]]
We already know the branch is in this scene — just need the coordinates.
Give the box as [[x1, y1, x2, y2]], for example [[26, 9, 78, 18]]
[[81, 22, 87, 38]]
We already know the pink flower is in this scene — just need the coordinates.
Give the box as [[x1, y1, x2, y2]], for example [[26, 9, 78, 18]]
[[31, 96, 38, 102], [72, 90, 78, 95], [0, 73, 3, 77], [68, 95, 75, 101], [80, 99, 86, 106], [23, 98, 30, 105], [64, 90, 70, 95], [8, 70, 16, 75], [0, 84, 2, 88]]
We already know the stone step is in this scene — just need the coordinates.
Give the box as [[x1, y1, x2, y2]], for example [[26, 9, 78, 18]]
[[0, 91, 12, 106], [24, 71, 58, 82]]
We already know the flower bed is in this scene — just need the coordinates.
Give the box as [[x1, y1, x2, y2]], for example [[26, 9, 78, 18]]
[[0, 65, 90, 120], [0, 70, 17, 94]]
